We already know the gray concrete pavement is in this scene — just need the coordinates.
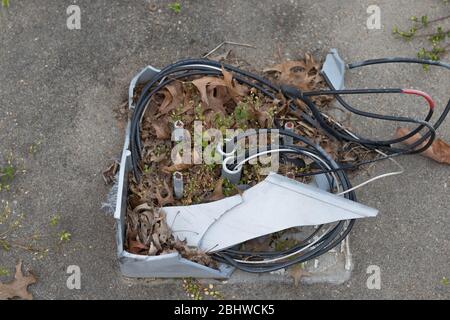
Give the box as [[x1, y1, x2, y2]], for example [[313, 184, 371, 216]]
[[0, 0, 449, 299]]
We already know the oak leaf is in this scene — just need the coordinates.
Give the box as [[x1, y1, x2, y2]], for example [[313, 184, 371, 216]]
[[192, 77, 228, 114], [0, 261, 37, 300], [161, 163, 192, 173], [158, 82, 184, 115], [288, 264, 311, 287], [395, 127, 450, 164], [222, 67, 249, 100], [264, 54, 321, 91], [151, 119, 171, 140], [154, 180, 175, 207], [206, 178, 225, 202]]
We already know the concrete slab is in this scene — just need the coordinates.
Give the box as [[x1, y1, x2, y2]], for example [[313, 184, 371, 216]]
[[0, 0, 449, 299]]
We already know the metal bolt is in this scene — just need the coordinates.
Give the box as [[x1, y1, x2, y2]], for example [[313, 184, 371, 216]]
[[221, 156, 242, 185], [283, 121, 294, 145], [172, 120, 185, 142], [173, 171, 184, 199]]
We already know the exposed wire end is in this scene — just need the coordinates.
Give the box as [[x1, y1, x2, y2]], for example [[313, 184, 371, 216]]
[[402, 89, 435, 110]]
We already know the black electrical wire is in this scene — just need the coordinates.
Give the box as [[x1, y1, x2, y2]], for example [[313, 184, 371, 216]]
[[131, 58, 447, 181], [128, 57, 449, 273], [281, 85, 437, 155], [224, 125, 436, 179], [130, 59, 284, 181], [214, 128, 356, 273], [348, 57, 450, 70], [321, 57, 450, 152]]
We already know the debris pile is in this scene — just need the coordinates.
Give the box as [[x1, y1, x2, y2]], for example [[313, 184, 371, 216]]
[[126, 203, 216, 267], [123, 54, 377, 265]]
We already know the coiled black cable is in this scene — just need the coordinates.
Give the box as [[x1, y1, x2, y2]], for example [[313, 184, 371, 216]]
[[214, 128, 356, 273], [128, 57, 449, 272], [130, 59, 284, 181], [282, 85, 437, 155], [130, 58, 448, 180], [320, 57, 450, 152]]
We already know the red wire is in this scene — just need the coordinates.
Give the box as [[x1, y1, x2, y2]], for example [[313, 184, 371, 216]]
[[402, 89, 435, 110]]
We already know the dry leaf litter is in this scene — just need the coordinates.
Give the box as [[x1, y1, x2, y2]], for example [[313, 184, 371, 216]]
[[124, 54, 380, 269]]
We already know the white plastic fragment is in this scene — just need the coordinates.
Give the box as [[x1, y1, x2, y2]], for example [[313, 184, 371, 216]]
[[163, 195, 243, 248], [321, 48, 346, 90], [199, 173, 378, 252], [162, 172, 378, 252]]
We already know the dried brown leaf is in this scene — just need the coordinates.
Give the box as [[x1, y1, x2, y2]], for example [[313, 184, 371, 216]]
[[395, 127, 450, 164], [192, 77, 228, 113], [154, 213, 171, 244], [249, 103, 272, 127], [151, 120, 171, 140], [206, 178, 225, 202], [242, 236, 272, 252], [128, 240, 149, 254], [207, 85, 232, 114], [222, 67, 249, 100], [263, 60, 306, 75], [161, 163, 192, 173], [152, 233, 162, 251], [154, 181, 175, 207], [186, 252, 217, 268], [288, 264, 311, 287], [158, 82, 184, 115], [102, 161, 119, 185], [0, 261, 37, 300], [148, 242, 158, 256], [132, 203, 153, 214], [321, 140, 339, 159], [264, 54, 322, 91], [134, 205, 156, 245], [150, 153, 166, 163]]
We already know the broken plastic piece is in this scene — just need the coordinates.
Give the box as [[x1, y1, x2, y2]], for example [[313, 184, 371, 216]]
[[321, 49, 346, 90], [163, 172, 378, 252]]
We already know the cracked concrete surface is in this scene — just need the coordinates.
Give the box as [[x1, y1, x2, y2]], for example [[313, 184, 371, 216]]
[[0, 0, 449, 299]]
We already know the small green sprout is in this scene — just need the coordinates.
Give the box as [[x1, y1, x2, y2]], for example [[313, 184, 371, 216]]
[[234, 102, 250, 128], [29, 141, 42, 155], [49, 215, 60, 227], [393, 7, 450, 65], [182, 279, 223, 300], [0, 164, 16, 191], [222, 178, 235, 197], [143, 164, 152, 174], [168, 2, 181, 14], [0, 239, 11, 251], [0, 266, 10, 276], [183, 278, 203, 300], [59, 231, 71, 242]]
